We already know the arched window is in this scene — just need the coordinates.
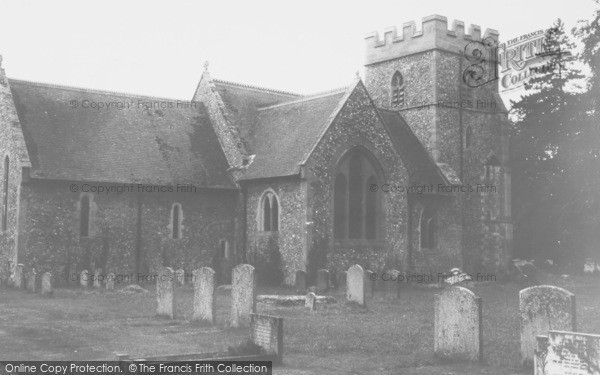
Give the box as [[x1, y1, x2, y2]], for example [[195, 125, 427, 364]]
[[333, 148, 382, 241], [420, 207, 436, 249], [80, 195, 90, 237], [220, 239, 230, 259], [2, 156, 8, 232], [171, 203, 182, 239], [465, 126, 474, 149], [391, 71, 405, 108], [260, 192, 279, 231]]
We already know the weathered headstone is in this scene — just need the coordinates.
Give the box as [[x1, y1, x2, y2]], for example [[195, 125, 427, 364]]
[[364, 270, 374, 299], [106, 272, 115, 290], [383, 269, 401, 298], [26, 267, 37, 293], [347, 265, 365, 306], [316, 269, 329, 294], [434, 286, 483, 362], [295, 270, 306, 293], [93, 268, 102, 288], [14, 264, 25, 289], [520, 285, 576, 366], [176, 268, 185, 286], [41, 272, 53, 296], [535, 330, 600, 375], [305, 292, 317, 311], [192, 267, 215, 323], [250, 313, 284, 364], [80, 269, 89, 288], [231, 264, 256, 328], [156, 267, 175, 319]]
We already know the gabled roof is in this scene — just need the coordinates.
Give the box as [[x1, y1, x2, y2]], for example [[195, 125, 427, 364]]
[[377, 108, 449, 186], [9, 79, 235, 188], [238, 87, 349, 181]]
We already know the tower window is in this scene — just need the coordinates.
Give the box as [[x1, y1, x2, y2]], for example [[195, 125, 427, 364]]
[[2, 156, 8, 232], [171, 203, 182, 239], [391, 71, 405, 108], [80, 195, 90, 237], [333, 148, 382, 241], [420, 207, 436, 249], [260, 192, 279, 231]]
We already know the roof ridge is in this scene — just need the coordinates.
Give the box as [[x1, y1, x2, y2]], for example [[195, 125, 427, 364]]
[[257, 86, 350, 111], [213, 79, 302, 97], [7, 78, 198, 103]]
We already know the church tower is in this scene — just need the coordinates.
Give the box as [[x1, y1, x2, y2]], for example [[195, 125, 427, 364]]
[[364, 15, 513, 275]]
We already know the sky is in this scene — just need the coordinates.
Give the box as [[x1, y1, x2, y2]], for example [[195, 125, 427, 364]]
[[0, 0, 597, 102]]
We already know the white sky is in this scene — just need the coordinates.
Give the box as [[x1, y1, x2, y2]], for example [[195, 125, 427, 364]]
[[0, 0, 596, 102]]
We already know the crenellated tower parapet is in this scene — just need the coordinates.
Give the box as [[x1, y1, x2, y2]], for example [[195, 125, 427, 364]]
[[365, 15, 499, 66]]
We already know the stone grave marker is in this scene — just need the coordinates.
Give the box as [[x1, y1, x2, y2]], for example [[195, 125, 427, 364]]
[[231, 264, 256, 328], [305, 292, 317, 311], [176, 268, 185, 286], [14, 264, 25, 289], [295, 270, 306, 293], [93, 268, 102, 288], [535, 330, 600, 375], [520, 285, 576, 365], [316, 269, 329, 294], [434, 286, 483, 362], [26, 267, 36, 293], [41, 272, 53, 296], [192, 267, 216, 323], [347, 265, 365, 306], [156, 267, 175, 319], [80, 269, 89, 288], [250, 313, 284, 364], [106, 272, 115, 290]]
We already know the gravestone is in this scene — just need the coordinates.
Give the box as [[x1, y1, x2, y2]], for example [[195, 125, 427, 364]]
[[364, 270, 374, 299], [383, 269, 401, 298], [26, 268, 36, 293], [192, 267, 215, 323], [295, 270, 306, 293], [80, 269, 89, 288], [347, 265, 365, 306], [535, 331, 600, 375], [520, 285, 576, 366], [316, 269, 329, 294], [106, 272, 115, 290], [250, 313, 284, 364], [93, 268, 102, 288], [231, 264, 256, 328], [305, 292, 317, 311], [41, 272, 53, 296], [337, 271, 347, 292], [434, 286, 483, 362], [14, 264, 25, 289], [156, 267, 175, 319], [176, 268, 185, 286]]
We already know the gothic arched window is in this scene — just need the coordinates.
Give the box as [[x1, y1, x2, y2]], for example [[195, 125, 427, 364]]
[[420, 206, 436, 249], [260, 191, 279, 232], [171, 203, 182, 239], [2, 156, 8, 232], [391, 71, 405, 108], [80, 195, 90, 237], [333, 148, 382, 241]]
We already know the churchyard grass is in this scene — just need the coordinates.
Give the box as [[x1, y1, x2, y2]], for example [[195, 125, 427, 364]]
[[0, 274, 598, 374]]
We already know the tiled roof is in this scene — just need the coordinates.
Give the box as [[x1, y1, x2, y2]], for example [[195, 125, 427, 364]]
[[377, 108, 448, 187], [238, 89, 348, 180], [9, 79, 235, 188]]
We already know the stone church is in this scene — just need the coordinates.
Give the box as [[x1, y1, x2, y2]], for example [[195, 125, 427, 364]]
[[0, 15, 512, 286]]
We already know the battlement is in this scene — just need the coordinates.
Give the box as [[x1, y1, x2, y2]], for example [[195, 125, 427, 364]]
[[365, 15, 499, 65]]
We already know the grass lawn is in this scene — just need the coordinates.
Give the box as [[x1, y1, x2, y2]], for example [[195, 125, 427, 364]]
[[0, 274, 599, 375]]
